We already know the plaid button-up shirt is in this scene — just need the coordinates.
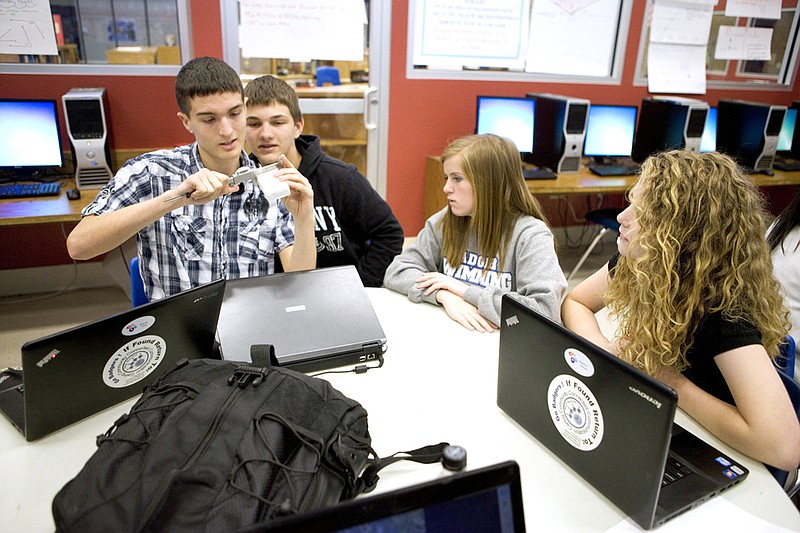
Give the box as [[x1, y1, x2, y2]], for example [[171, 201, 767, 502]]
[[82, 143, 294, 300]]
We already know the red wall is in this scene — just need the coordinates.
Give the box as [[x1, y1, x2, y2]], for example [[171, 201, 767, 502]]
[[0, 0, 225, 269], [386, 2, 800, 234], [1, 0, 798, 266]]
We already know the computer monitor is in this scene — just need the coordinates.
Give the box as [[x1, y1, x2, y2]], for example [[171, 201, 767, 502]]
[[475, 96, 535, 161], [0, 98, 65, 180], [777, 107, 797, 153], [699, 107, 717, 153], [583, 104, 637, 161], [632, 97, 708, 162]]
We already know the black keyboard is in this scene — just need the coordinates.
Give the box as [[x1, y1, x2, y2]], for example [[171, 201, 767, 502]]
[[662, 454, 694, 487], [523, 167, 557, 180], [773, 157, 800, 172], [0, 182, 61, 199], [587, 164, 640, 177]]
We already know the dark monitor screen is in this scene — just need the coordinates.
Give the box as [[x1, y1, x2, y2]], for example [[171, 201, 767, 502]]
[[777, 107, 796, 152], [0, 99, 64, 173], [583, 104, 637, 158], [475, 96, 535, 154], [700, 107, 717, 153]]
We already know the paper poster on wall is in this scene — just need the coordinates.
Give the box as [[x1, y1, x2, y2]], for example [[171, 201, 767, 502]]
[[714, 25, 772, 60], [239, 0, 365, 61], [0, 0, 58, 56], [725, 0, 782, 20], [650, 0, 714, 46], [411, 0, 531, 69], [525, 0, 621, 77], [647, 42, 707, 94]]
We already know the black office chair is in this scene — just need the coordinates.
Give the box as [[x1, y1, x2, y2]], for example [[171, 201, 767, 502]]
[[566, 208, 622, 283]]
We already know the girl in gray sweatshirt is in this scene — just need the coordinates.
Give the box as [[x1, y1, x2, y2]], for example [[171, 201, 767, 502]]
[[384, 134, 567, 331]]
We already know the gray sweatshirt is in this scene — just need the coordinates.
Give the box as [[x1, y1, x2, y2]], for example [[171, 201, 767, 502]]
[[384, 208, 567, 326]]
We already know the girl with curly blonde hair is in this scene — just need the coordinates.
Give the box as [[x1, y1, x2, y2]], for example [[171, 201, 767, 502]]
[[562, 150, 800, 471]]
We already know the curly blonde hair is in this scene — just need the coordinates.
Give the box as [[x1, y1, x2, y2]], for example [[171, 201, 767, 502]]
[[605, 150, 789, 375], [438, 134, 550, 272]]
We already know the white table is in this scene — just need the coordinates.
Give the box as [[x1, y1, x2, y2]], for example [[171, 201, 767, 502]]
[[1, 288, 798, 532]]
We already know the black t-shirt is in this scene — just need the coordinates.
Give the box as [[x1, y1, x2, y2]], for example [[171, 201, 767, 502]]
[[607, 253, 761, 405]]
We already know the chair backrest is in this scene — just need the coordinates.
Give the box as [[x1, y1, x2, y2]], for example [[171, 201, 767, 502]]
[[777, 335, 796, 380], [130, 256, 149, 307], [766, 367, 800, 496]]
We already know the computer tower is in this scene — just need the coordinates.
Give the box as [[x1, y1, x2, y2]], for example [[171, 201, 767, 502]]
[[717, 99, 787, 172], [527, 93, 590, 173], [632, 96, 709, 163], [62, 88, 114, 189]]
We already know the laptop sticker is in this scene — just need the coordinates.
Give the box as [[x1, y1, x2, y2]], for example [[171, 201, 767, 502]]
[[564, 348, 595, 377], [103, 335, 166, 388], [121, 315, 156, 336], [548, 375, 605, 451]]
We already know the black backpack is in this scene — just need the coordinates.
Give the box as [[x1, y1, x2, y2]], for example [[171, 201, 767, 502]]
[[52, 348, 448, 532]]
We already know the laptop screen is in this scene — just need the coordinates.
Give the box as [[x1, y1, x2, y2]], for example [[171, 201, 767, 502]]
[[245, 461, 525, 533]]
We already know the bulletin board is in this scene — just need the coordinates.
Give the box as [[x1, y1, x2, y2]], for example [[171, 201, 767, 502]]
[[634, 0, 800, 92]]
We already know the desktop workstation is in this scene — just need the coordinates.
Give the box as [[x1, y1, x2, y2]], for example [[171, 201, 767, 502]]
[[1, 288, 798, 531], [425, 95, 800, 221]]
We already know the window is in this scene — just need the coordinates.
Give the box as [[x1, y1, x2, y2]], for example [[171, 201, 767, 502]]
[[406, 0, 633, 84], [0, 0, 189, 74]]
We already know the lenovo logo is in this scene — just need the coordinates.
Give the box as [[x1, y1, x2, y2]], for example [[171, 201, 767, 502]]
[[628, 386, 662, 409]]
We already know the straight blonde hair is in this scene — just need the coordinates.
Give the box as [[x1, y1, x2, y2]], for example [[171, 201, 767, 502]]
[[438, 134, 550, 272]]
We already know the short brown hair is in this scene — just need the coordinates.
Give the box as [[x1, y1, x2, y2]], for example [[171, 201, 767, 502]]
[[175, 57, 244, 115], [243, 75, 302, 123]]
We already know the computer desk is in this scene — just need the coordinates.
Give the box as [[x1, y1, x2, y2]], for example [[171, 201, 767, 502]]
[[1, 288, 798, 532], [0, 178, 94, 227], [424, 155, 800, 220]]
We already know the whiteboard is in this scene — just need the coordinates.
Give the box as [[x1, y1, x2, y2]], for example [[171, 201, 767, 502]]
[[239, 0, 366, 61], [525, 0, 623, 77], [408, 0, 624, 78], [411, 0, 531, 69]]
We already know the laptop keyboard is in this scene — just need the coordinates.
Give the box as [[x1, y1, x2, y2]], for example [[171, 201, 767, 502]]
[[662, 454, 693, 487]]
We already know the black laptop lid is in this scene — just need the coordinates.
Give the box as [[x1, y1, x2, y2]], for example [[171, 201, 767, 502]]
[[19, 278, 226, 441], [239, 461, 525, 533], [497, 294, 677, 528]]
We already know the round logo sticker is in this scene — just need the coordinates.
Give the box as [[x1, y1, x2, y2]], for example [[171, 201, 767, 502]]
[[103, 335, 166, 388], [564, 347, 595, 377], [547, 374, 604, 451], [121, 315, 156, 336]]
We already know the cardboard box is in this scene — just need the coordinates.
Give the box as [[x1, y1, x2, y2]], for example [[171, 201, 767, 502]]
[[106, 46, 158, 65]]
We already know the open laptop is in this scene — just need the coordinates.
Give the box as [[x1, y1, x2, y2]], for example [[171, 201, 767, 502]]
[[0, 278, 226, 441], [496, 295, 749, 530], [216, 265, 387, 373], [238, 460, 525, 532]]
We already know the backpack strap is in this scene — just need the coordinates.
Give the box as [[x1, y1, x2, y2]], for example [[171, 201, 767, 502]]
[[355, 442, 451, 495], [249, 344, 278, 369]]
